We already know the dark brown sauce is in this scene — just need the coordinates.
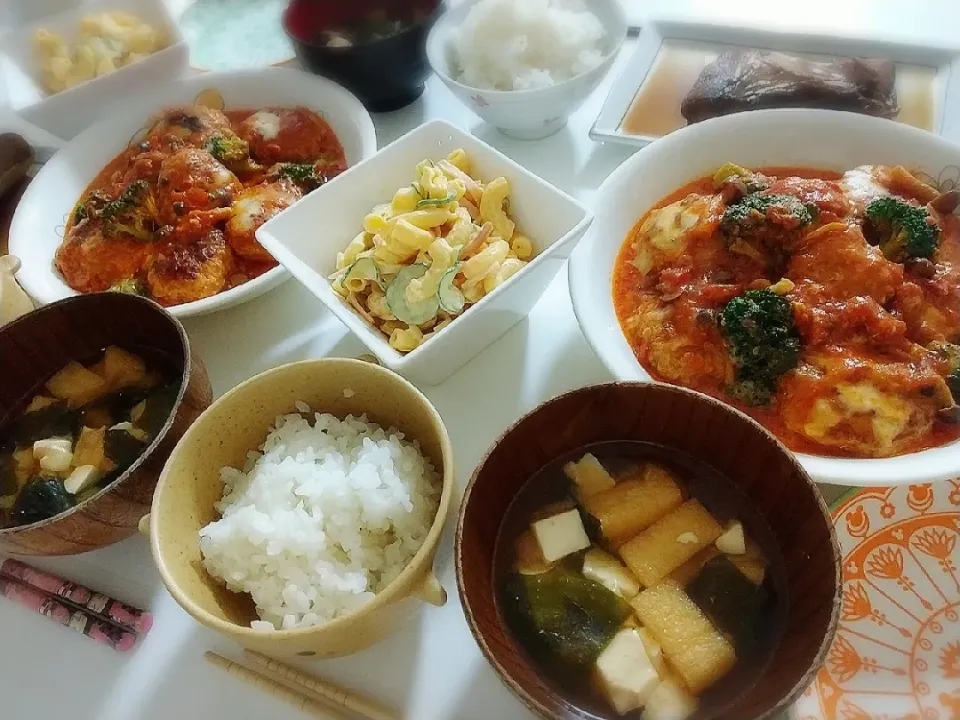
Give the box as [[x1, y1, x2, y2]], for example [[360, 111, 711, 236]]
[[494, 441, 787, 720]]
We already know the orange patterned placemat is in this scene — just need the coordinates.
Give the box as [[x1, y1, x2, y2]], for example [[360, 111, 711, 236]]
[[792, 481, 960, 720]]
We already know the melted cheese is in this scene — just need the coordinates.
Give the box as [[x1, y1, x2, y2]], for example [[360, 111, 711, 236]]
[[231, 197, 264, 232], [804, 381, 914, 454], [250, 111, 281, 140], [840, 166, 889, 214], [632, 196, 711, 274]]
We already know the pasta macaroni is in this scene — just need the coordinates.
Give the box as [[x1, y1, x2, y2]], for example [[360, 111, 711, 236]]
[[330, 150, 535, 354], [35, 12, 168, 95]]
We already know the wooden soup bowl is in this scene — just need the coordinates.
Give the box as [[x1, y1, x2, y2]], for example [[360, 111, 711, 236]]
[[0, 293, 212, 555], [456, 382, 840, 720], [148, 358, 454, 658]]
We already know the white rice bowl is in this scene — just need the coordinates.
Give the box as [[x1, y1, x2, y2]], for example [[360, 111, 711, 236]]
[[199, 405, 441, 631], [452, 0, 607, 91]]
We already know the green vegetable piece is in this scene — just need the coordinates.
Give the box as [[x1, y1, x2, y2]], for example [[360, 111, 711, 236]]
[[10, 476, 75, 527], [416, 191, 457, 210], [385, 264, 440, 326], [8, 400, 78, 448], [721, 193, 816, 246], [344, 257, 384, 290], [686, 555, 774, 652], [73, 202, 88, 225], [712, 163, 770, 193], [437, 266, 464, 314], [277, 163, 318, 183], [865, 196, 940, 263], [133, 382, 179, 437], [720, 289, 801, 406], [98, 180, 158, 242], [207, 135, 250, 165], [503, 564, 631, 670], [105, 426, 148, 472], [109, 278, 145, 296]]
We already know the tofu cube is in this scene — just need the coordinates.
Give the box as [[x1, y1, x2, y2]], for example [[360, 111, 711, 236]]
[[595, 628, 660, 715], [637, 627, 667, 676], [643, 675, 698, 720], [532, 509, 590, 562], [618, 500, 723, 587], [33, 439, 73, 473], [563, 453, 616, 498], [582, 466, 683, 545], [715, 521, 746, 555], [64, 465, 102, 495], [631, 583, 736, 694], [582, 549, 640, 599]]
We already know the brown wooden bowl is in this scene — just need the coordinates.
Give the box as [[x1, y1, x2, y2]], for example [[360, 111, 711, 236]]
[[456, 382, 840, 720], [0, 293, 212, 555]]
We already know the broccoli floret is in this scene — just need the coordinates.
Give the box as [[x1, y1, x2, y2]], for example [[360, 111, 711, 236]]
[[98, 181, 157, 242], [73, 202, 87, 225], [207, 135, 250, 164], [719, 289, 801, 406], [721, 193, 816, 242], [277, 163, 318, 183], [108, 278, 144, 296], [865, 196, 940, 263]]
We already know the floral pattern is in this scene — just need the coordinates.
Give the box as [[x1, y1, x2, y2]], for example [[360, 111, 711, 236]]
[[791, 481, 960, 720]]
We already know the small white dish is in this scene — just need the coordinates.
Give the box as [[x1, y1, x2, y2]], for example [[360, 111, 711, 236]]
[[592, 19, 960, 150], [257, 119, 593, 387], [426, 0, 628, 141], [569, 108, 960, 487], [0, 0, 190, 140], [8, 68, 377, 319]]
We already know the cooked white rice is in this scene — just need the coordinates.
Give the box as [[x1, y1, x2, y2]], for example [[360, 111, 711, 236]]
[[199, 407, 441, 630], [452, 0, 607, 91]]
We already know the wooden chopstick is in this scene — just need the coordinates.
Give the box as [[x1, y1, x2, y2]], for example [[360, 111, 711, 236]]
[[205, 652, 350, 720], [244, 650, 398, 720]]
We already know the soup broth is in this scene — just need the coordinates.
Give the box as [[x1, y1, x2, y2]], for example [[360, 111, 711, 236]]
[[494, 442, 787, 719]]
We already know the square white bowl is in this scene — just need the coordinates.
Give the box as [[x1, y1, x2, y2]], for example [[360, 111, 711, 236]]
[[1, 0, 189, 139], [257, 119, 594, 386]]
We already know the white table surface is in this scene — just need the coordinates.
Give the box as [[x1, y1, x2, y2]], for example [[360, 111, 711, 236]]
[[1, 3, 956, 719]]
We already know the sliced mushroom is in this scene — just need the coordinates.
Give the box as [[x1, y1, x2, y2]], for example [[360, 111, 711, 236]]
[[930, 189, 960, 215]]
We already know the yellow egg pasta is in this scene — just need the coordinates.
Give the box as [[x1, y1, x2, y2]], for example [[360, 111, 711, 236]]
[[330, 151, 535, 354], [34, 12, 168, 95]]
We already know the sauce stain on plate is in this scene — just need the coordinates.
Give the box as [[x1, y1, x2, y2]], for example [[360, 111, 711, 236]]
[[791, 480, 960, 719], [178, 0, 294, 71]]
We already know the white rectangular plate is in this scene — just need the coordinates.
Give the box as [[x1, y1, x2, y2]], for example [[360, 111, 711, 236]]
[[592, 19, 960, 150]]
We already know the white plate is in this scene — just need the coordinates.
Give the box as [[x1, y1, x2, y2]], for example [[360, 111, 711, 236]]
[[592, 19, 960, 150], [8, 68, 377, 319], [569, 108, 960, 487]]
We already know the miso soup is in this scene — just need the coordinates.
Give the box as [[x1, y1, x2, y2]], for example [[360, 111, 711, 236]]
[[495, 441, 786, 719], [0, 346, 178, 529]]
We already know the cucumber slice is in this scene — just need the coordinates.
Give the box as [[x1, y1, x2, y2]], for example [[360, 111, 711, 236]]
[[416, 190, 456, 210], [343, 257, 383, 289], [386, 264, 439, 325], [438, 265, 465, 314]]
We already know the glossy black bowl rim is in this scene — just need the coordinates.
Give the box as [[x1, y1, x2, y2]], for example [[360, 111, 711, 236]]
[[281, 0, 446, 52]]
